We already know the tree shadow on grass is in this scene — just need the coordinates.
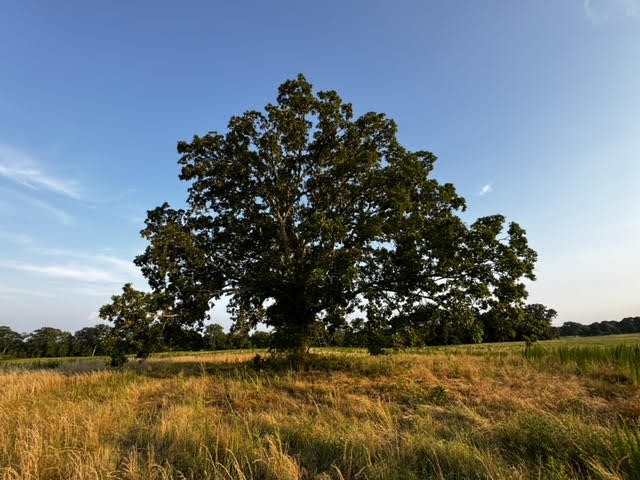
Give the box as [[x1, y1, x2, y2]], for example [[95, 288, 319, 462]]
[[121, 351, 406, 379]]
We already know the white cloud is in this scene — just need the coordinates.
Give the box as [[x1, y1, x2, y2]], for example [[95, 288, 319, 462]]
[[584, 0, 640, 24], [478, 183, 493, 196], [0, 145, 82, 199], [0, 260, 123, 283], [0, 247, 143, 288], [41, 249, 141, 279]]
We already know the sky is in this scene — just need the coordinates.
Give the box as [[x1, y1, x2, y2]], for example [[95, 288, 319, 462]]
[[0, 0, 638, 333]]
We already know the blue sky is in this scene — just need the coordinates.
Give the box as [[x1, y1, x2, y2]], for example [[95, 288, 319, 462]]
[[1, 1, 638, 333]]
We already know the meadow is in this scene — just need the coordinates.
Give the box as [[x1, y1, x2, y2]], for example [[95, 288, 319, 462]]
[[1, 335, 640, 479]]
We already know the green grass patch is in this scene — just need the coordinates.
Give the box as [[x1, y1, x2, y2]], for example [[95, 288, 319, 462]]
[[524, 342, 640, 383]]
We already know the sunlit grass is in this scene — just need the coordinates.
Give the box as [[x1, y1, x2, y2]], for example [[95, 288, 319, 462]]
[[1, 336, 639, 479]]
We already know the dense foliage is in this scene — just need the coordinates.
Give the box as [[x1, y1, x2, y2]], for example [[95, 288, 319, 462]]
[[103, 74, 541, 356], [0, 324, 111, 358]]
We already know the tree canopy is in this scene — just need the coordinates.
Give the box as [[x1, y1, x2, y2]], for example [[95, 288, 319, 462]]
[[114, 74, 538, 354]]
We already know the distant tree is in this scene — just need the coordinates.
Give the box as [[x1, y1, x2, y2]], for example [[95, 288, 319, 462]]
[[250, 330, 272, 349], [0, 326, 24, 357], [25, 327, 72, 357], [591, 320, 619, 336], [333, 318, 360, 348], [362, 317, 393, 355], [393, 303, 483, 346], [558, 321, 586, 337], [557, 317, 640, 338], [203, 323, 229, 350], [72, 324, 111, 356], [156, 323, 206, 352], [99, 283, 160, 365], [228, 328, 252, 350], [127, 74, 538, 355], [328, 324, 349, 347], [479, 303, 557, 343], [479, 307, 521, 343], [619, 317, 640, 334], [518, 303, 557, 342]]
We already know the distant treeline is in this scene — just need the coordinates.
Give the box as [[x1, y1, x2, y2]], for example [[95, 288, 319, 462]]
[[0, 324, 272, 359], [556, 317, 640, 337], [1, 315, 639, 359]]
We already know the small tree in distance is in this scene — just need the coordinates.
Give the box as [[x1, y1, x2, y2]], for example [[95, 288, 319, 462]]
[[520, 303, 558, 342], [0, 326, 24, 357], [104, 74, 538, 359], [99, 283, 158, 366]]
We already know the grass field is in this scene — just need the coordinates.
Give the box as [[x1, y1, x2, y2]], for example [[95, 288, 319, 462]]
[[1, 336, 640, 479]]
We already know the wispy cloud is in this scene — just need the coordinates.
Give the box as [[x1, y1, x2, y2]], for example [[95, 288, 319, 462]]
[[0, 247, 143, 287], [478, 183, 493, 196], [0, 260, 124, 283], [41, 249, 141, 279], [0, 187, 74, 225], [0, 145, 82, 199], [584, 0, 640, 24]]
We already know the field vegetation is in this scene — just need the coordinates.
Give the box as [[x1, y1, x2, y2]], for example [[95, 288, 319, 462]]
[[1, 335, 640, 479]]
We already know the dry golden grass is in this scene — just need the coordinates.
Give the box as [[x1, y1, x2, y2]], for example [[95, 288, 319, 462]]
[[1, 345, 639, 479]]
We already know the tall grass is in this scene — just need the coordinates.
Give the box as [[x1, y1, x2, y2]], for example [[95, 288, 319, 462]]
[[524, 342, 640, 383], [1, 344, 639, 479]]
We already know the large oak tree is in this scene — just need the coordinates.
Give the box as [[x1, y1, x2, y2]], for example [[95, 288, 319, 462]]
[[126, 74, 536, 353]]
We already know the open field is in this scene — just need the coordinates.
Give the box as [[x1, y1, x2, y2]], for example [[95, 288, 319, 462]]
[[1, 336, 640, 479]]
